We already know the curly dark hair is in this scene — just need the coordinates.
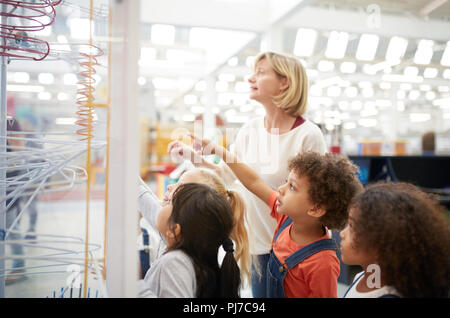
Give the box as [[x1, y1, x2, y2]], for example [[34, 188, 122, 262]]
[[350, 182, 450, 298], [288, 151, 363, 230]]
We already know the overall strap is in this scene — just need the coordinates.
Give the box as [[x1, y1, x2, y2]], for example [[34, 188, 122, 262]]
[[284, 238, 337, 270], [343, 271, 365, 298], [273, 217, 293, 243]]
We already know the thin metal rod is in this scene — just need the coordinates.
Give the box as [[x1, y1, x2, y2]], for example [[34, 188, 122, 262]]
[[0, 1, 7, 299]]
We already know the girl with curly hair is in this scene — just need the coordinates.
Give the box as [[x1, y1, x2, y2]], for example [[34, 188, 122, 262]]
[[341, 182, 450, 298]]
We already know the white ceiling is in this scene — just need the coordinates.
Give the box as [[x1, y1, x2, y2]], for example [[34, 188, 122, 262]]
[[4, 0, 450, 150]]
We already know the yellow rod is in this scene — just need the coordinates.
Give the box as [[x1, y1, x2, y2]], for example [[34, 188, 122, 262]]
[[102, 3, 113, 282], [83, 0, 95, 298]]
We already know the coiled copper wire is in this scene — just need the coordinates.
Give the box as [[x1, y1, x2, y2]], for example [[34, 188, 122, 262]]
[[75, 45, 104, 140], [0, 0, 61, 60]]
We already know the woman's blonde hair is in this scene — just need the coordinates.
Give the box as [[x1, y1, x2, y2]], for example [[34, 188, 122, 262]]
[[190, 168, 251, 284], [254, 51, 309, 117]]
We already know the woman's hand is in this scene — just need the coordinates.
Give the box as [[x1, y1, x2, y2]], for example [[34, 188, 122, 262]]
[[187, 133, 218, 156], [167, 140, 203, 164]]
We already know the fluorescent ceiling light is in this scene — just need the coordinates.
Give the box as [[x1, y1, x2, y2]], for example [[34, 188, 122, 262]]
[[218, 73, 236, 82], [358, 118, 377, 127], [345, 86, 358, 98], [245, 56, 255, 68], [433, 97, 450, 107], [356, 34, 379, 61], [294, 28, 317, 57], [217, 93, 232, 106], [314, 76, 342, 88], [351, 100, 363, 110], [227, 57, 238, 67], [397, 90, 406, 99], [38, 92, 51, 100], [361, 87, 374, 98], [227, 116, 248, 124], [309, 85, 322, 96], [317, 60, 335, 72], [425, 91, 436, 100], [138, 76, 147, 86], [414, 39, 434, 65], [184, 94, 198, 105], [190, 106, 205, 114], [408, 90, 420, 100], [57, 92, 69, 101], [152, 77, 176, 90], [64, 73, 78, 85], [379, 82, 391, 90], [344, 122, 356, 130], [140, 47, 157, 63], [56, 118, 77, 125], [419, 84, 431, 91], [306, 69, 319, 77], [365, 60, 400, 74], [7, 84, 44, 93], [443, 69, 450, 79], [215, 81, 229, 92], [38, 73, 54, 84], [234, 81, 249, 93], [182, 114, 195, 122], [340, 62, 357, 73], [13, 72, 30, 83], [404, 66, 419, 77], [166, 49, 201, 64], [375, 99, 392, 107], [194, 80, 206, 92], [410, 113, 431, 122], [382, 74, 423, 83], [69, 18, 93, 40], [325, 31, 349, 59], [423, 67, 438, 78], [240, 104, 253, 112], [360, 108, 378, 117], [441, 41, 450, 66], [151, 24, 175, 45], [326, 86, 341, 97], [385, 36, 408, 62], [308, 96, 333, 106], [363, 64, 377, 75], [338, 101, 349, 110]]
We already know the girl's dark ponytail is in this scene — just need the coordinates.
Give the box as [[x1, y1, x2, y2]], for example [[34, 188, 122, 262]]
[[169, 183, 241, 298], [219, 239, 241, 298]]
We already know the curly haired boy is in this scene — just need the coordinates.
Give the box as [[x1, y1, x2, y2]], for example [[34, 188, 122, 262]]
[[185, 135, 363, 298]]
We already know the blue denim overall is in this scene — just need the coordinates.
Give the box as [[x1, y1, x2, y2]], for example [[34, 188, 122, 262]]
[[266, 217, 338, 298]]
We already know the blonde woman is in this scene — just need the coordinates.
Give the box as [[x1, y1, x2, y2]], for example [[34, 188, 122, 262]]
[[169, 51, 326, 297], [138, 168, 251, 286]]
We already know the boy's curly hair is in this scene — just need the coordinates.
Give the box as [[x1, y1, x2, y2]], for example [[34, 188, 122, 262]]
[[350, 182, 450, 298], [288, 152, 363, 230]]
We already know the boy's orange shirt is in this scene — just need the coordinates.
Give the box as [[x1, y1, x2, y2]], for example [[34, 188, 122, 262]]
[[268, 191, 340, 298]]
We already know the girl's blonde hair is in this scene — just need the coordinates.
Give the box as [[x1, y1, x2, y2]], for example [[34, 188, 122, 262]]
[[254, 51, 309, 117], [191, 168, 251, 284]]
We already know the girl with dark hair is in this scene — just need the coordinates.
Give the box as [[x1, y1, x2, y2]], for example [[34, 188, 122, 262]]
[[341, 182, 450, 298], [138, 183, 241, 298]]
